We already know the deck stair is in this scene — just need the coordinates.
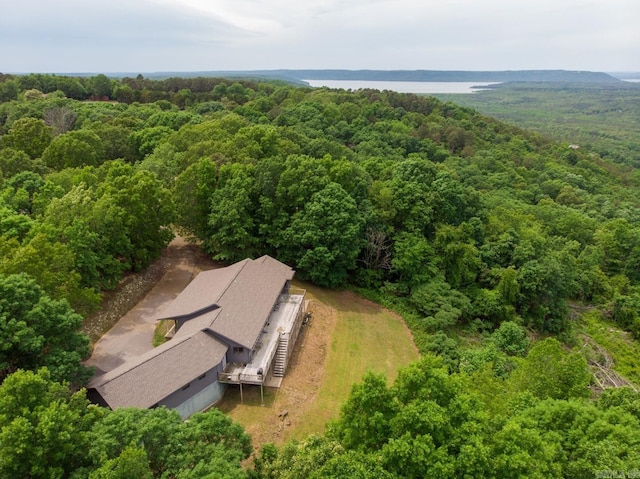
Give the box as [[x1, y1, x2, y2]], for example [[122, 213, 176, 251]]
[[273, 335, 289, 377]]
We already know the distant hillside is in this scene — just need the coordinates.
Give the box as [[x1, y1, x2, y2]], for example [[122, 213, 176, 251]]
[[145, 69, 620, 83]]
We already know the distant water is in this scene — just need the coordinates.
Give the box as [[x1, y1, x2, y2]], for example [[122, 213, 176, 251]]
[[303, 79, 501, 94]]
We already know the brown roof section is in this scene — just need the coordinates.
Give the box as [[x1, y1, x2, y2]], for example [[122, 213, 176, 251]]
[[89, 331, 228, 409], [160, 255, 294, 348], [151, 259, 249, 321], [210, 255, 295, 348]]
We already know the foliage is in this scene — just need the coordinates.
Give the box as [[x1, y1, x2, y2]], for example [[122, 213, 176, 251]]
[[256, 355, 640, 478], [87, 407, 251, 478], [1, 74, 640, 477], [509, 338, 591, 400], [435, 82, 640, 168], [1, 117, 53, 159], [0, 368, 101, 478], [1, 77, 638, 339], [0, 273, 91, 384], [280, 182, 364, 287], [0, 369, 251, 479], [491, 320, 529, 356]]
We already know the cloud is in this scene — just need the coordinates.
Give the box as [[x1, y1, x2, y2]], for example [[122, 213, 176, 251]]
[[1, 0, 638, 72]]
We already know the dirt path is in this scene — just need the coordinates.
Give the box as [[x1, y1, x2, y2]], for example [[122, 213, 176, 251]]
[[84, 236, 216, 376]]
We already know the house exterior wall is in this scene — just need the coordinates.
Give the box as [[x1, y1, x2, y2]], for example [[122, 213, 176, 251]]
[[159, 361, 226, 415], [208, 335, 250, 364], [174, 381, 226, 419]]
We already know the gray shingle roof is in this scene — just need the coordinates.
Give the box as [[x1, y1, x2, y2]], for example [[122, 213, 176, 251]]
[[89, 330, 227, 409], [151, 259, 249, 321], [157, 255, 295, 348], [210, 255, 295, 348]]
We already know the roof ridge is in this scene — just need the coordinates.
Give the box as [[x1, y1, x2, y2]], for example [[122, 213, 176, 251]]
[[211, 257, 252, 310]]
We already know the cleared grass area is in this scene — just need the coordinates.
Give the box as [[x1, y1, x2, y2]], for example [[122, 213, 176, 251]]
[[152, 320, 172, 347], [217, 282, 419, 448], [580, 309, 640, 386], [293, 286, 419, 439]]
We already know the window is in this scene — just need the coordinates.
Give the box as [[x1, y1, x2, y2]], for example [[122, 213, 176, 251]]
[[181, 383, 190, 390], [233, 346, 244, 354], [198, 373, 206, 380]]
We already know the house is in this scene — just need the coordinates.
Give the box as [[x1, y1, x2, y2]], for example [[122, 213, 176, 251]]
[[88, 255, 307, 418]]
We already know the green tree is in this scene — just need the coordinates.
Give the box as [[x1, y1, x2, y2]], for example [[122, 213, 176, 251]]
[[0, 232, 100, 312], [42, 185, 131, 289], [408, 276, 472, 331], [511, 338, 591, 400], [387, 155, 437, 233], [1, 117, 53, 159], [92, 124, 137, 162], [87, 408, 250, 478], [592, 218, 640, 282], [512, 399, 640, 476], [487, 417, 561, 478], [0, 171, 45, 215], [130, 125, 173, 159], [0, 79, 19, 102], [391, 231, 437, 286], [41, 129, 106, 169], [0, 205, 34, 241], [0, 273, 91, 384], [0, 148, 41, 179], [207, 163, 258, 261], [96, 161, 174, 271], [88, 74, 114, 99], [280, 182, 364, 287], [491, 321, 529, 356], [332, 372, 398, 452], [55, 76, 88, 100], [0, 368, 101, 478], [516, 241, 580, 332], [255, 436, 393, 479], [434, 222, 481, 289], [173, 158, 218, 241], [89, 444, 153, 479]]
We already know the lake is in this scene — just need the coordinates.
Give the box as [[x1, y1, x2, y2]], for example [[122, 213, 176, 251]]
[[303, 79, 501, 94]]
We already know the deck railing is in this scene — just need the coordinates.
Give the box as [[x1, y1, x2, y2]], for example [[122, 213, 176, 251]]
[[217, 289, 306, 385], [281, 288, 306, 302]]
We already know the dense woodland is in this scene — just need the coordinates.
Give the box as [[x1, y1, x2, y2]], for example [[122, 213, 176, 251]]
[[1, 72, 640, 477], [435, 81, 640, 168]]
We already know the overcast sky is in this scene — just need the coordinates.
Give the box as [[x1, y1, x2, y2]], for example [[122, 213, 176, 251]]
[[1, 0, 638, 74]]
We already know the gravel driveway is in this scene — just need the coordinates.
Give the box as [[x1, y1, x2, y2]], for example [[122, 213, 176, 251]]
[[84, 236, 208, 376]]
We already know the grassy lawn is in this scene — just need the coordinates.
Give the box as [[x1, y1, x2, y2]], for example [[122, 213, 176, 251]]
[[217, 282, 419, 448], [292, 285, 419, 439]]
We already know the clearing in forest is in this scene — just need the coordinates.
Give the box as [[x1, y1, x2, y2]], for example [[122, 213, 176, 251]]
[[217, 282, 419, 449]]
